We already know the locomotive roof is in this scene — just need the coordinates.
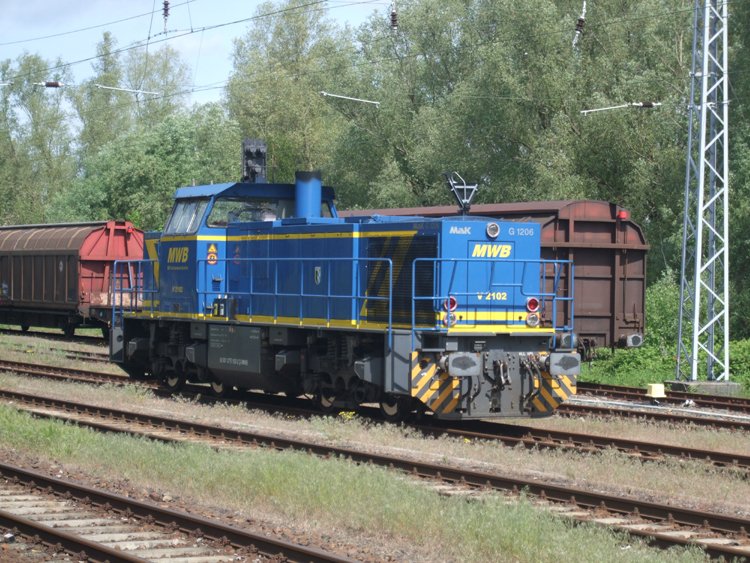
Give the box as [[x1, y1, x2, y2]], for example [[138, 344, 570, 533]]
[[174, 181, 337, 201]]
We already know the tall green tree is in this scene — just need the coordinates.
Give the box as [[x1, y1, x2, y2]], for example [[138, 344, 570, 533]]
[[124, 45, 191, 125], [0, 53, 75, 224], [68, 32, 132, 159], [325, 0, 480, 208], [49, 105, 241, 230], [226, 0, 356, 181], [325, 0, 693, 275], [725, 0, 750, 338]]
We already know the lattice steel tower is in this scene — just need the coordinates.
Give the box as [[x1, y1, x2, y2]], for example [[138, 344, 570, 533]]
[[677, 0, 730, 381]]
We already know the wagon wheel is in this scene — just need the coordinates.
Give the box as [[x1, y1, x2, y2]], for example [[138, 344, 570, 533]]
[[63, 325, 75, 338], [20, 325, 29, 332], [379, 394, 412, 423]]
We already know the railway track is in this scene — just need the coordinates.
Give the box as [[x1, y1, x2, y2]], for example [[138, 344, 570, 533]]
[[1, 359, 749, 471], [3, 342, 110, 364], [559, 399, 750, 432], [0, 359, 129, 386], [579, 381, 750, 415], [0, 461, 351, 562], [426, 419, 750, 470], [4, 355, 750, 431], [0, 387, 748, 559], [0, 327, 105, 346], [8, 336, 750, 423]]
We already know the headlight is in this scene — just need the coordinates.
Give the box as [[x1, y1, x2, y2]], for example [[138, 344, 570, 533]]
[[486, 222, 500, 239], [556, 332, 578, 349], [442, 313, 457, 327], [526, 312, 540, 327]]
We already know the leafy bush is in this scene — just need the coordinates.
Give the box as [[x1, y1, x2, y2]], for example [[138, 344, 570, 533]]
[[643, 269, 681, 352], [580, 273, 750, 395], [730, 339, 750, 391], [581, 346, 676, 387]]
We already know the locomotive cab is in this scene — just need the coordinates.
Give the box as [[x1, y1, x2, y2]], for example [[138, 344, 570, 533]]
[[155, 182, 337, 316]]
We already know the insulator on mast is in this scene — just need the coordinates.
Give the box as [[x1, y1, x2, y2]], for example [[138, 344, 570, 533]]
[[163, 0, 170, 32], [580, 101, 661, 115], [390, 3, 398, 31], [572, 1, 587, 50]]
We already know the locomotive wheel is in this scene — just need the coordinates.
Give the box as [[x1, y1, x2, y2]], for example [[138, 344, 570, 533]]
[[380, 395, 412, 423], [316, 391, 338, 413], [209, 380, 229, 397], [163, 372, 185, 392]]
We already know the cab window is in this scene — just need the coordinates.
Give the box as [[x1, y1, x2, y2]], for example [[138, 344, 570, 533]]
[[164, 198, 209, 234], [207, 197, 295, 226]]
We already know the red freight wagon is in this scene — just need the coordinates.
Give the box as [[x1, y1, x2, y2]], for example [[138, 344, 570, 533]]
[[340, 200, 649, 357], [0, 221, 144, 337]]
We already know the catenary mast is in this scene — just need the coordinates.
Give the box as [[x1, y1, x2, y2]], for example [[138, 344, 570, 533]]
[[677, 0, 730, 382]]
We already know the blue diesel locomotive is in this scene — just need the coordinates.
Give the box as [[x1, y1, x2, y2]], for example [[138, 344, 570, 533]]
[[111, 156, 580, 420]]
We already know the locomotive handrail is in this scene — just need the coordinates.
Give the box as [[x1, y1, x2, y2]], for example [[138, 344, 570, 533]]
[[410, 257, 575, 346], [111, 259, 159, 321], [197, 257, 394, 352], [110, 256, 396, 352]]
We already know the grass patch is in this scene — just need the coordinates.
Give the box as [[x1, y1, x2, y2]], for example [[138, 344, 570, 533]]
[[579, 346, 675, 388], [0, 405, 708, 562], [0, 335, 122, 375], [1, 369, 748, 514]]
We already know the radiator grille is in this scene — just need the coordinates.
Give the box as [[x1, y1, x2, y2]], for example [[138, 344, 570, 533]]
[[365, 235, 436, 326]]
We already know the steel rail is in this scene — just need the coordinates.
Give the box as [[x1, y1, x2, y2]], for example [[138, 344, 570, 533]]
[[0, 508, 144, 562], [425, 420, 750, 470], [0, 462, 353, 563], [0, 388, 748, 558], [578, 381, 750, 414], [0, 359, 129, 385], [559, 401, 750, 431], [4, 359, 748, 433], [1, 359, 748, 470]]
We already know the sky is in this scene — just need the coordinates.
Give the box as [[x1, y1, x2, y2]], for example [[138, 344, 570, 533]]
[[0, 0, 387, 105]]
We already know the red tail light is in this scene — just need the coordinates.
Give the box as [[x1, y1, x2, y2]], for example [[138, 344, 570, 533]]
[[526, 297, 540, 312], [443, 296, 458, 311]]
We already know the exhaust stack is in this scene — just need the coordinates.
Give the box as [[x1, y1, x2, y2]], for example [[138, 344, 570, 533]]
[[295, 171, 322, 219]]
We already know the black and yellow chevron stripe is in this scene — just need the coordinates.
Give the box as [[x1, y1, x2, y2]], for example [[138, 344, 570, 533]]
[[410, 352, 461, 415], [531, 371, 576, 414]]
